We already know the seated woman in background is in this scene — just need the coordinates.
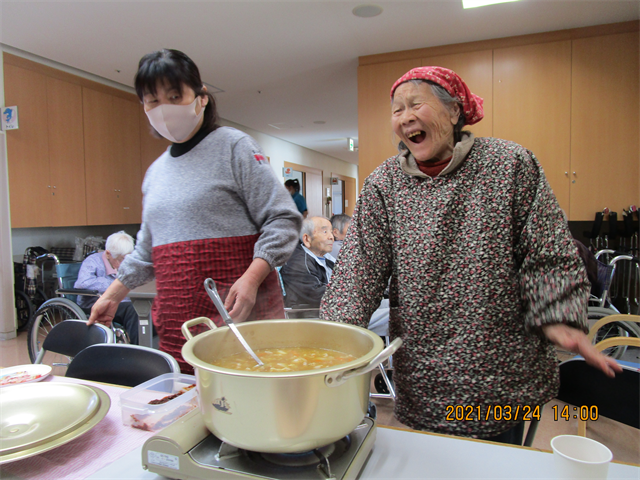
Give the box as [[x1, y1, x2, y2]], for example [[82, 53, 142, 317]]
[[75, 231, 139, 344]]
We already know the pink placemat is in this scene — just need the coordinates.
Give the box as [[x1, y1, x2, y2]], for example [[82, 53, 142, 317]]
[[0, 376, 155, 480]]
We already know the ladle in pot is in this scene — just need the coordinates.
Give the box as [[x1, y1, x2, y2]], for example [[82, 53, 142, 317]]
[[204, 278, 264, 366]]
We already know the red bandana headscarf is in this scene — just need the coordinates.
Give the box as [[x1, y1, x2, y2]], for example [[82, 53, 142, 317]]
[[390, 66, 484, 126]]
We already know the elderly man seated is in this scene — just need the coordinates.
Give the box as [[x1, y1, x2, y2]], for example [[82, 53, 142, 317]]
[[280, 216, 335, 317], [330, 214, 351, 260], [74, 231, 139, 344]]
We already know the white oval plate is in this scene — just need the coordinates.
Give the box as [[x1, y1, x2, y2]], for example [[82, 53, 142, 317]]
[[0, 365, 52, 387]]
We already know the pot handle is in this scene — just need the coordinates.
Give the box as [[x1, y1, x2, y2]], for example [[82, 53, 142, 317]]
[[182, 317, 218, 341], [324, 337, 402, 388]]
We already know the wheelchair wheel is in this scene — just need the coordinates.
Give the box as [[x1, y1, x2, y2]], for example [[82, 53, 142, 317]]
[[14, 291, 33, 331], [27, 298, 86, 365], [587, 307, 640, 359]]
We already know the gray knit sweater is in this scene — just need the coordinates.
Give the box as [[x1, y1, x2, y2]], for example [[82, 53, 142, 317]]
[[118, 127, 302, 289]]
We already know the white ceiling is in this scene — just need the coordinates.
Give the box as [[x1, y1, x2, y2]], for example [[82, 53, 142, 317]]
[[1, 1, 638, 165]]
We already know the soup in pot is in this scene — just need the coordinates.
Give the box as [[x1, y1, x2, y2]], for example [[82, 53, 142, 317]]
[[211, 347, 357, 372]]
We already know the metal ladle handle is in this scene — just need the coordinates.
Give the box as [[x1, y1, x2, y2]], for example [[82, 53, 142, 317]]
[[204, 278, 264, 366]]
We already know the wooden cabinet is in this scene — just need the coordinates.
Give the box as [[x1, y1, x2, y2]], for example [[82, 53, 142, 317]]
[[570, 32, 639, 220], [4, 64, 87, 227], [46, 77, 87, 226], [493, 41, 572, 213], [357, 59, 420, 191], [357, 22, 639, 221], [83, 88, 142, 225], [422, 50, 494, 140], [3, 54, 172, 228]]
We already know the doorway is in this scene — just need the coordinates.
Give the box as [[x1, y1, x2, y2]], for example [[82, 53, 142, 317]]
[[332, 179, 344, 215], [330, 173, 356, 217], [284, 162, 323, 218]]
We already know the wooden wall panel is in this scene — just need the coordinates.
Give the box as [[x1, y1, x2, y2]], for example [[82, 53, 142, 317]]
[[3, 65, 51, 227], [120, 99, 143, 224], [570, 32, 639, 221], [46, 77, 87, 226], [421, 49, 493, 140], [83, 88, 142, 225], [357, 59, 420, 192], [493, 41, 572, 213]]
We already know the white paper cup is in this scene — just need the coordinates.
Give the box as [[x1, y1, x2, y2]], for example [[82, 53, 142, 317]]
[[551, 435, 613, 479]]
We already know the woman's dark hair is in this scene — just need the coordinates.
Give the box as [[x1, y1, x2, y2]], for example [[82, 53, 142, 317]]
[[284, 179, 301, 193], [135, 49, 219, 132], [396, 79, 466, 152]]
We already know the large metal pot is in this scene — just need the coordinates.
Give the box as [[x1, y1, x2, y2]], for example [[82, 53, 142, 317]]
[[181, 317, 401, 453]]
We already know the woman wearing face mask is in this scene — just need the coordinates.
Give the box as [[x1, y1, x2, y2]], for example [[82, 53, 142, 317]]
[[87, 49, 302, 373]]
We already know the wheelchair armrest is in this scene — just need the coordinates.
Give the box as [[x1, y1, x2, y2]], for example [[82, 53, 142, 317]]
[[56, 288, 100, 296]]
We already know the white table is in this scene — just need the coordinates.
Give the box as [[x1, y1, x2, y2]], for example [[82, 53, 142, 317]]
[[88, 426, 640, 480], [2, 377, 638, 480]]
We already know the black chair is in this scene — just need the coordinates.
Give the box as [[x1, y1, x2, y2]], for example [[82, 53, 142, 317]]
[[34, 319, 114, 366], [557, 321, 640, 436], [65, 344, 180, 387], [557, 357, 639, 435]]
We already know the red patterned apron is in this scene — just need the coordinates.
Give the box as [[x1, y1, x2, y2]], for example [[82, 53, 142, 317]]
[[151, 234, 284, 373]]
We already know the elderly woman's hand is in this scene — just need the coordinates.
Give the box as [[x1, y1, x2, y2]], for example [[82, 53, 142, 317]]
[[542, 324, 623, 378]]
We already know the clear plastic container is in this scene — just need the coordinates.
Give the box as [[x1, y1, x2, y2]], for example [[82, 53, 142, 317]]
[[119, 373, 198, 432]]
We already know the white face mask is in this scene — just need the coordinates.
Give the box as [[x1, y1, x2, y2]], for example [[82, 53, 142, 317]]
[[145, 96, 205, 143]]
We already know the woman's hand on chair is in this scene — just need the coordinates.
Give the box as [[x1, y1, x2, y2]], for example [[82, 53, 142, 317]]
[[87, 279, 130, 328], [542, 323, 623, 378]]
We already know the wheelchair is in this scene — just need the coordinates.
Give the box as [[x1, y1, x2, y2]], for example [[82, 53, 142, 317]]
[[26, 253, 130, 368], [13, 247, 49, 331], [587, 250, 640, 359]]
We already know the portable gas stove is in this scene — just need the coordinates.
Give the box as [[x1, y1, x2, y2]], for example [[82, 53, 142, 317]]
[[141, 408, 377, 480]]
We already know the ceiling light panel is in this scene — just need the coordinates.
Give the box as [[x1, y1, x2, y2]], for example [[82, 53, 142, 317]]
[[463, 0, 520, 9]]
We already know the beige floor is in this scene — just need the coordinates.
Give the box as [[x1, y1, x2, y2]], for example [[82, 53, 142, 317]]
[[2, 331, 639, 465]]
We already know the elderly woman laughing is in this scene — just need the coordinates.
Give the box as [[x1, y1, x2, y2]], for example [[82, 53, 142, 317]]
[[320, 66, 621, 444]]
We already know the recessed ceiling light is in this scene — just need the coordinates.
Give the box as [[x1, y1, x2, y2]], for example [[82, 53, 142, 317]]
[[313, 121, 326, 125], [352, 5, 383, 18], [462, 0, 519, 8]]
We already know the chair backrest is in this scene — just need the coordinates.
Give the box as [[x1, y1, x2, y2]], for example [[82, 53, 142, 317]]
[[557, 357, 639, 434], [55, 262, 83, 302], [35, 319, 114, 364], [558, 315, 640, 435], [65, 344, 180, 387]]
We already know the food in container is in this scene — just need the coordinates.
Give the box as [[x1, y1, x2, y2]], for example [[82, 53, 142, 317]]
[[211, 346, 357, 372], [119, 373, 198, 432], [181, 317, 401, 453]]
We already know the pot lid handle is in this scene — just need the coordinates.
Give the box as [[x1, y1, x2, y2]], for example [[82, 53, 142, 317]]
[[324, 337, 402, 388]]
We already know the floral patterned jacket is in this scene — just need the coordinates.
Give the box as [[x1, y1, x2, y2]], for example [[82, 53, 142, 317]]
[[320, 135, 589, 438]]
